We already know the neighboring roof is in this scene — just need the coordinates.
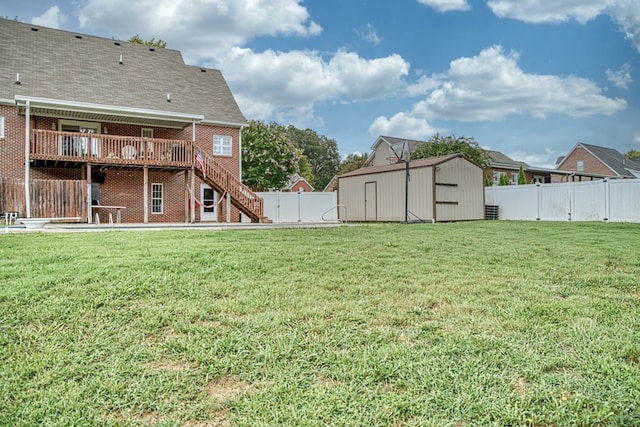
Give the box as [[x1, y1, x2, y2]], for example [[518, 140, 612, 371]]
[[0, 18, 246, 127], [284, 174, 314, 191], [340, 153, 467, 178], [366, 135, 427, 164], [323, 175, 338, 192], [558, 142, 640, 178], [488, 150, 527, 168]]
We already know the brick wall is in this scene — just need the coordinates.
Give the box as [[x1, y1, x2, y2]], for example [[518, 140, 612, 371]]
[[0, 105, 27, 179], [559, 147, 612, 176]]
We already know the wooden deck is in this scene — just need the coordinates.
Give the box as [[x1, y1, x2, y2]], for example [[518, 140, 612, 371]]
[[30, 129, 193, 169]]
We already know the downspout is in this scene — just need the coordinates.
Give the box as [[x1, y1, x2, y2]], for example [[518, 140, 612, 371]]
[[24, 100, 31, 218], [191, 119, 197, 224]]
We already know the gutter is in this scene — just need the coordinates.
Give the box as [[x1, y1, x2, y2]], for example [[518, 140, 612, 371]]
[[14, 95, 204, 124]]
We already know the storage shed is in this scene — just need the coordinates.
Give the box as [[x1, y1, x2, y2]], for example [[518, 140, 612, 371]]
[[338, 154, 485, 222]]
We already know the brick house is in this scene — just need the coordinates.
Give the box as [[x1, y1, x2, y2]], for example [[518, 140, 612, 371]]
[[283, 174, 314, 192], [0, 18, 266, 223], [555, 142, 640, 181]]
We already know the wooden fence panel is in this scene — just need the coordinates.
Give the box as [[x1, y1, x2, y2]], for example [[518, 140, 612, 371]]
[[0, 178, 87, 221]]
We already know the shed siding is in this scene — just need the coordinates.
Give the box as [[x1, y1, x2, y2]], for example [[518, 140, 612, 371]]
[[434, 157, 484, 221], [339, 155, 484, 222]]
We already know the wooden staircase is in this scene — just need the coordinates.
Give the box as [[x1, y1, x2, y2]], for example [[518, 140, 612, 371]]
[[192, 147, 268, 223]]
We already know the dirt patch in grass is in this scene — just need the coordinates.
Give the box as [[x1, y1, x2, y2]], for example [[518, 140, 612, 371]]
[[511, 377, 529, 395], [207, 376, 251, 402], [184, 409, 230, 427], [143, 359, 197, 372]]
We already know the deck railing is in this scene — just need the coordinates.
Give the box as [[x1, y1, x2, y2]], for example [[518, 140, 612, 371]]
[[30, 129, 193, 167]]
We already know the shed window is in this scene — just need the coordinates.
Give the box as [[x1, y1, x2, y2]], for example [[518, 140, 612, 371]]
[[213, 135, 232, 156], [0, 116, 4, 138], [151, 183, 163, 214]]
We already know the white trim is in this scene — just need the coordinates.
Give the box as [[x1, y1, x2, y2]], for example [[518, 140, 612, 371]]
[[151, 183, 164, 214], [14, 95, 203, 124], [0, 115, 4, 138], [201, 118, 246, 128], [0, 98, 15, 106]]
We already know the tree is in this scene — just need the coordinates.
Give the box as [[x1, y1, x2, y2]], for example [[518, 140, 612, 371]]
[[517, 164, 526, 185], [338, 153, 368, 175], [241, 120, 301, 191], [626, 149, 640, 160], [287, 126, 340, 191], [411, 134, 491, 169], [499, 173, 510, 186], [128, 34, 167, 48]]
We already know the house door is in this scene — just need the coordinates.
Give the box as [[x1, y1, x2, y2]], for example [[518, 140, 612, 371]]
[[200, 185, 217, 221], [58, 119, 101, 157], [365, 181, 377, 221]]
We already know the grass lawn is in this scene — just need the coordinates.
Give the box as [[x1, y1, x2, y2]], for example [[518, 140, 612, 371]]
[[1, 221, 639, 426]]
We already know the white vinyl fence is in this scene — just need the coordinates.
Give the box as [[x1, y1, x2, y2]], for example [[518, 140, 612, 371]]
[[485, 179, 640, 222], [257, 191, 339, 223]]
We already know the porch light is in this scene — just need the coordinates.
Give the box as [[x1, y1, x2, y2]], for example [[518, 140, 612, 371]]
[[51, 122, 56, 130], [103, 127, 108, 134]]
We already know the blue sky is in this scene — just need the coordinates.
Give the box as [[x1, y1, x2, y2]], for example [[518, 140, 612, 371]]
[[2, 0, 639, 167]]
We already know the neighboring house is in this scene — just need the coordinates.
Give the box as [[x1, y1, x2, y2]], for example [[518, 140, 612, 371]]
[[339, 154, 485, 222], [323, 175, 338, 192], [0, 18, 266, 223], [555, 142, 640, 180], [283, 174, 314, 192], [365, 135, 424, 166]]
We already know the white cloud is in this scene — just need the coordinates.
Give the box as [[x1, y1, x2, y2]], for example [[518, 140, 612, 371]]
[[634, 132, 640, 145], [370, 45, 627, 140], [31, 5, 66, 29], [369, 112, 438, 139], [485, 0, 640, 52], [78, 0, 322, 59], [356, 24, 382, 46], [216, 47, 410, 123], [415, 45, 627, 121], [486, 0, 613, 24], [417, 0, 470, 12], [606, 63, 633, 89]]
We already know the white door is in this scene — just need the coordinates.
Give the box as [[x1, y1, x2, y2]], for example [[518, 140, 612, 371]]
[[200, 185, 217, 221]]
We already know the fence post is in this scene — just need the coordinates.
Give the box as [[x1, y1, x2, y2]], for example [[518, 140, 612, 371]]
[[603, 179, 610, 222]]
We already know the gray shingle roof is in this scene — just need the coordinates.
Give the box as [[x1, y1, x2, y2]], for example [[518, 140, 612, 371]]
[[575, 143, 640, 177], [0, 18, 246, 126]]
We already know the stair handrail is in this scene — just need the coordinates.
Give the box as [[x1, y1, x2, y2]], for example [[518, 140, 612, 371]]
[[192, 146, 264, 221]]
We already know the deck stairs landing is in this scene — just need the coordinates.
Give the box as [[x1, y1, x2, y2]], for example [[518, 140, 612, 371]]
[[192, 148, 268, 223]]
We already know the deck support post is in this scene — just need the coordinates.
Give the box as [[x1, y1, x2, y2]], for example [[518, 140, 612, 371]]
[[24, 101, 31, 218], [143, 166, 149, 223]]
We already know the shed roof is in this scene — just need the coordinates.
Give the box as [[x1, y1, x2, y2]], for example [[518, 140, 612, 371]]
[[340, 153, 465, 178], [0, 18, 246, 127]]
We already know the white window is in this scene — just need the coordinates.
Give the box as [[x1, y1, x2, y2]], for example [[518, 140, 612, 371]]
[[0, 116, 4, 138], [577, 160, 584, 172], [511, 173, 518, 185], [151, 183, 163, 214], [213, 135, 232, 156], [492, 172, 500, 185]]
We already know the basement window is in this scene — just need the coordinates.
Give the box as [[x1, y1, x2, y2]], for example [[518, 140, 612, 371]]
[[151, 183, 163, 214], [213, 135, 232, 156], [0, 116, 4, 138]]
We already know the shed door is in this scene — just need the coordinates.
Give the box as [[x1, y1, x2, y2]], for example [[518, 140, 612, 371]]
[[365, 181, 377, 221]]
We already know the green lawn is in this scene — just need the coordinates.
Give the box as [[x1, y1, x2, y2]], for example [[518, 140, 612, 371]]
[[1, 222, 639, 426]]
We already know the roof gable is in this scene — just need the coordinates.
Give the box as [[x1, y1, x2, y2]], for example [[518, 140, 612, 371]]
[[558, 142, 640, 177], [0, 18, 246, 126]]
